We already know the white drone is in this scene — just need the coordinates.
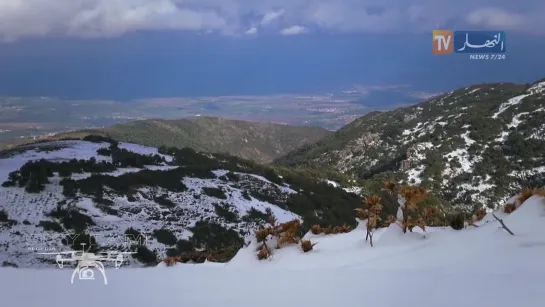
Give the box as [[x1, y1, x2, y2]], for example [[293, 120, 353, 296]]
[[38, 243, 136, 284], [38, 243, 135, 269]]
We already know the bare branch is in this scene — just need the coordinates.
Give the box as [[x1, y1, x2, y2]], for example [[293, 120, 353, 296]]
[[492, 214, 515, 236]]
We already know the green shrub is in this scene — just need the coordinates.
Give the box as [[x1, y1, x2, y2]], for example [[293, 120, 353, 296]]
[[213, 203, 240, 223], [176, 239, 194, 253], [190, 221, 243, 251], [0, 210, 7, 222], [132, 246, 158, 266], [449, 214, 465, 230], [202, 187, 227, 199], [154, 195, 176, 208], [39, 220, 64, 232], [60, 210, 95, 232], [153, 229, 177, 246], [241, 207, 272, 224]]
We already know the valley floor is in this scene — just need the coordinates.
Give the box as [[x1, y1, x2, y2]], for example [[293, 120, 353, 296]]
[[1, 196, 545, 307]]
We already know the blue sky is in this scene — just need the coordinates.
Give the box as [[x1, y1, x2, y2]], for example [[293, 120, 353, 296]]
[[0, 0, 544, 100]]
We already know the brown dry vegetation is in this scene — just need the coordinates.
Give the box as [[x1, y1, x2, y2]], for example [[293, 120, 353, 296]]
[[465, 204, 487, 227], [503, 187, 545, 214], [381, 182, 434, 233], [255, 217, 300, 259], [162, 245, 241, 266], [352, 182, 455, 246], [355, 195, 383, 247], [518, 187, 545, 204], [310, 224, 351, 235], [254, 216, 318, 259], [300, 240, 318, 252]]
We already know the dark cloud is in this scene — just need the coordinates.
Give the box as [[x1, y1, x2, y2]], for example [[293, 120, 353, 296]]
[[0, 0, 543, 41]]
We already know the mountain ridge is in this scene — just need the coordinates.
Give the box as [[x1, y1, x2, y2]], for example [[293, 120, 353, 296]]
[[275, 78, 545, 209], [0, 138, 365, 268], [1, 116, 332, 164]]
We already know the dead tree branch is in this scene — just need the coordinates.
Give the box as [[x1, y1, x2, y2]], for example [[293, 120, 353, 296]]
[[492, 214, 515, 236]]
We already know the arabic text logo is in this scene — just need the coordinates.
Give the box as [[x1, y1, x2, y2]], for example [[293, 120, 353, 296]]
[[454, 31, 506, 54], [433, 30, 506, 55], [432, 30, 453, 55]]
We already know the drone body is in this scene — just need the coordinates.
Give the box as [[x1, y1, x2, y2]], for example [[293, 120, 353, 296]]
[[38, 243, 136, 270]]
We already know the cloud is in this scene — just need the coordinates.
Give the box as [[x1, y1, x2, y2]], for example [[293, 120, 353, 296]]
[[0, 0, 544, 41], [280, 25, 306, 35], [466, 7, 525, 29], [245, 27, 258, 35], [260, 9, 285, 26]]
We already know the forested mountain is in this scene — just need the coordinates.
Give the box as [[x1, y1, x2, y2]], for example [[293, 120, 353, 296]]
[[276, 78, 545, 209], [0, 137, 364, 268], [45, 117, 332, 164]]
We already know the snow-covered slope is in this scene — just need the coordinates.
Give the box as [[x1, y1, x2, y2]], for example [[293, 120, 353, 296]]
[[1, 196, 544, 307], [277, 79, 545, 209], [0, 140, 302, 267]]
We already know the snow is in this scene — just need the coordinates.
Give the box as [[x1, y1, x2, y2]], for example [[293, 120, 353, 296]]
[[491, 94, 531, 118], [407, 165, 425, 184], [1, 196, 544, 307], [495, 131, 509, 142], [528, 81, 545, 94], [0, 141, 301, 268], [343, 186, 362, 195], [325, 180, 339, 187], [118, 142, 173, 162], [0, 140, 175, 183], [461, 131, 475, 146]]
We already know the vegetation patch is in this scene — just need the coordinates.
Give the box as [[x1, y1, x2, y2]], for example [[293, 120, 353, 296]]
[[213, 203, 240, 223], [241, 207, 273, 225], [202, 187, 227, 199], [154, 195, 177, 208], [153, 229, 178, 246], [38, 220, 64, 232], [132, 245, 158, 266], [46, 206, 95, 232], [0, 210, 7, 222]]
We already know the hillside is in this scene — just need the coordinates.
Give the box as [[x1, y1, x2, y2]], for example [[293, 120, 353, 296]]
[[2, 194, 544, 306], [0, 137, 362, 268], [276, 78, 545, 209], [30, 117, 332, 164]]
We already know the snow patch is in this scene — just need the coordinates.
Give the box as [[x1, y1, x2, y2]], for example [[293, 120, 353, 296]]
[[491, 94, 531, 118]]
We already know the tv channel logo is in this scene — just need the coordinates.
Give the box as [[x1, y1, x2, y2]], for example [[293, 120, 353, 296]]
[[432, 30, 453, 55], [433, 30, 506, 55]]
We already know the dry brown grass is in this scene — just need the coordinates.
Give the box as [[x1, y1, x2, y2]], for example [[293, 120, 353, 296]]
[[254, 218, 303, 260], [500, 187, 545, 214], [504, 203, 516, 214], [474, 205, 487, 222], [310, 224, 351, 235], [381, 183, 432, 233], [518, 187, 545, 204], [355, 194, 384, 247], [257, 245, 271, 260], [164, 256, 181, 267], [300, 240, 317, 252]]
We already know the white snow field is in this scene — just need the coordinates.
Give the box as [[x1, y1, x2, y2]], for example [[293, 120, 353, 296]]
[[1, 196, 544, 307], [0, 140, 301, 267]]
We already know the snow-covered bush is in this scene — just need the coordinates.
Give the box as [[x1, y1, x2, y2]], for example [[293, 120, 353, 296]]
[[254, 217, 311, 259]]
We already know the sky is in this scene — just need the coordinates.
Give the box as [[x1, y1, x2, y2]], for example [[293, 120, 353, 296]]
[[0, 0, 544, 100]]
